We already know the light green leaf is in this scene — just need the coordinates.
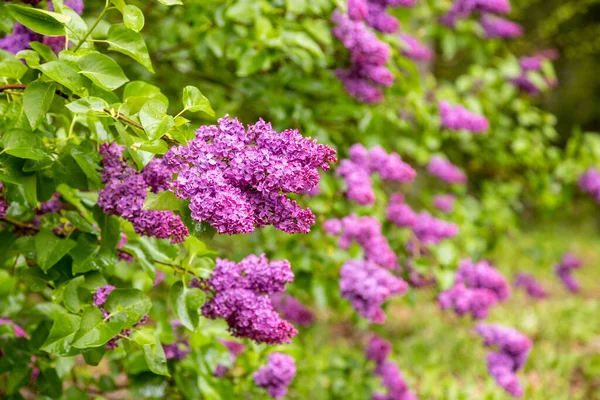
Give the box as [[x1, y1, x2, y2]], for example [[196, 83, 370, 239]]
[[110, 0, 126, 12], [156, 0, 183, 5], [6, 4, 68, 36], [143, 190, 179, 211], [30, 42, 58, 62], [3, 128, 48, 160], [106, 24, 154, 73], [77, 52, 129, 91], [143, 337, 170, 376], [72, 306, 128, 349], [35, 230, 77, 272], [104, 289, 152, 324], [0, 59, 28, 79], [170, 281, 204, 332], [182, 86, 214, 116], [24, 81, 55, 129], [39, 60, 87, 94], [41, 312, 81, 355], [139, 100, 174, 141], [66, 96, 109, 114], [123, 5, 144, 32]]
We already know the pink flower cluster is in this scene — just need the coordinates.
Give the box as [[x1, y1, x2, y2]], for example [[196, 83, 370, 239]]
[[271, 293, 315, 327], [332, 11, 394, 103], [336, 144, 416, 205], [480, 14, 522, 38], [164, 116, 336, 235], [339, 259, 408, 323], [514, 273, 547, 299], [554, 253, 583, 293], [427, 156, 467, 185], [0, 318, 28, 338], [200, 254, 298, 344], [399, 33, 434, 61], [365, 335, 417, 400], [163, 321, 191, 361], [348, 0, 415, 33], [439, 259, 510, 319], [476, 324, 532, 397], [578, 167, 600, 203], [98, 144, 189, 243], [433, 194, 456, 213], [438, 101, 490, 134], [511, 53, 558, 94], [253, 352, 296, 399], [440, 0, 511, 27], [324, 214, 397, 269]]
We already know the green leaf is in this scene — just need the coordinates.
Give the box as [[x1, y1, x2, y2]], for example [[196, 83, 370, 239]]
[[0, 59, 28, 79], [143, 337, 170, 376], [70, 233, 102, 274], [35, 230, 77, 272], [282, 31, 324, 58], [106, 24, 154, 73], [66, 96, 109, 114], [63, 276, 86, 313], [156, 0, 183, 5], [123, 5, 144, 32], [182, 86, 215, 116], [110, 0, 126, 12], [142, 190, 179, 211], [30, 42, 58, 62], [41, 311, 81, 355], [3, 128, 48, 160], [77, 52, 129, 91], [39, 61, 87, 94], [23, 81, 55, 129], [170, 281, 204, 332], [140, 100, 174, 141], [104, 288, 152, 324], [16, 49, 41, 68], [6, 4, 68, 36], [72, 306, 128, 349]]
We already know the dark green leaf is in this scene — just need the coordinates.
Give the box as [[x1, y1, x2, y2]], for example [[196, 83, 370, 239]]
[[23, 81, 55, 129], [40, 311, 81, 355], [35, 230, 77, 272], [3, 128, 48, 160], [6, 4, 68, 36]]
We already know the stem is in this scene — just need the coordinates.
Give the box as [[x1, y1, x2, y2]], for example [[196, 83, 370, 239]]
[[73, 0, 109, 52], [1, 216, 38, 230]]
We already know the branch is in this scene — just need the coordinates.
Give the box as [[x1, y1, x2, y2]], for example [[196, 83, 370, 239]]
[[1, 216, 39, 231], [0, 84, 69, 100]]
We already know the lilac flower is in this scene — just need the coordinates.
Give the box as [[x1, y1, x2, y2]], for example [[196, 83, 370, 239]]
[[511, 55, 558, 94], [348, 0, 369, 20], [438, 101, 489, 133], [271, 294, 315, 327], [337, 75, 384, 103], [336, 159, 377, 204], [366, 2, 400, 33], [387, 193, 417, 227], [366, 335, 392, 365], [339, 259, 408, 323], [214, 338, 246, 376], [514, 273, 547, 299], [200, 255, 298, 344], [441, 0, 511, 27], [37, 193, 64, 214], [480, 14, 523, 39], [107, 315, 149, 350], [323, 218, 343, 235], [0, 318, 28, 338], [0, 183, 9, 218], [154, 270, 166, 287], [0, 23, 42, 54], [433, 194, 455, 213], [99, 144, 189, 243], [412, 212, 458, 245], [476, 324, 532, 397], [373, 361, 417, 400], [163, 320, 191, 361], [328, 214, 397, 269], [164, 117, 335, 235], [427, 155, 467, 185], [578, 167, 600, 203], [253, 353, 296, 399], [49, 0, 84, 15], [93, 285, 115, 307], [554, 253, 583, 293], [399, 33, 434, 61]]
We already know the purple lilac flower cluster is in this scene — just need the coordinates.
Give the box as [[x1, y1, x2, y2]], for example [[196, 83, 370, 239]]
[[476, 324, 532, 397], [200, 254, 298, 344], [514, 273, 547, 299], [427, 155, 467, 184], [163, 116, 335, 235], [0, 318, 28, 338], [578, 167, 600, 203], [271, 293, 315, 327], [0, 183, 9, 218], [339, 259, 408, 323], [98, 143, 189, 243], [365, 335, 416, 400], [332, 11, 394, 103], [480, 14, 522, 38], [163, 321, 191, 361], [511, 53, 558, 94], [93, 284, 115, 309], [554, 253, 583, 293], [439, 259, 510, 319], [440, 0, 511, 27], [438, 101, 490, 133], [214, 339, 246, 377], [116, 233, 134, 263], [325, 214, 397, 269], [399, 33, 434, 61], [433, 194, 456, 213], [347, 0, 415, 33], [337, 144, 416, 205], [253, 352, 296, 399], [0, 23, 41, 54], [386, 193, 417, 227]]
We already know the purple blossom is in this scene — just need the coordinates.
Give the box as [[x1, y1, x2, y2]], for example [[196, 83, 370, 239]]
[[163, 321, 191, 361], [578, 167, 600, 203], [0, 318, 28, 338], [0, 183, 9, 218], [339, 259, 408, 323], [399, 33, 434, 61], [49, 0, 84, 15], [412, 212, 458, 245], [164, 117, 335, 235], [214, 338, 246, 376], [438, 101, 489, 133], [511, 55, 558, 94], [476, 324, 532, 397], [480, 14, 523, 38], [387, 193, 417, 227], [427, 155, 467, 185], [441, 0, 511, 27], [457, 259, 511, 301], [366, 335, 392, 365], [98, 143, 189, 243], [253, 353, 296, 399], [201, 255, 298, 344], [554, 253, 583, 293], [373, 361, 417, 400], [433, 194, 455, 213], [323, 218, 343, 235], [93, 285, 115, 307], [514, 273, 547, 299], [366, 2, 400, 33], [348, 0, 369, 20], [0, 23, 42, 54], [271, 294, 315, 327]]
